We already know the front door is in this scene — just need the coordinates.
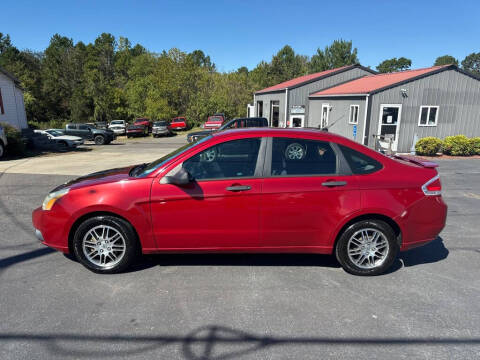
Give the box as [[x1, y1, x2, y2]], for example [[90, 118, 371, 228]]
[[261, 137, 360, 250], [321, 104, 329, 128], [378, 104, 402, 151], [289, 115, 305, 128], [150, 137, 264, 249]]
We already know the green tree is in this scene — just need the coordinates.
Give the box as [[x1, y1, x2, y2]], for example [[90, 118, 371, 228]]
[[434, 55, 458, 66], [309, 39, 358, 73], [461, 52, 480, 75], [376, 57, 412, 73]]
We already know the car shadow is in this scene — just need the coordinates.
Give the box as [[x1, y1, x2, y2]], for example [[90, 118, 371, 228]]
[[130, 237, 449, 275]]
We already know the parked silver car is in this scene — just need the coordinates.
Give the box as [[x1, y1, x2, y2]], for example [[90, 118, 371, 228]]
[[152, 120, 172, 137], [0, 124, 7, 158], [34, 129, 84, 148]]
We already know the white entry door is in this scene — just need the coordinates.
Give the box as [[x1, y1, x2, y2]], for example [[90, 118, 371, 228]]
[[378, 104, 402, 151], [321, 104, 329, 128], [289, 114, 305, 128]]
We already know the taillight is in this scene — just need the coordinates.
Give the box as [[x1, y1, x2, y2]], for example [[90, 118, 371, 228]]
[[422, 175, 442, 196]]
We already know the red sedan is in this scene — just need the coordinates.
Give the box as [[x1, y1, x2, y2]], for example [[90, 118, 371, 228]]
[[32, 129, 447, 275]]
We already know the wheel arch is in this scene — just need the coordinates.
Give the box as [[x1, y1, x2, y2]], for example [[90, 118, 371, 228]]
[[68, 211, 141, 254], [333, 213, 402, 252]]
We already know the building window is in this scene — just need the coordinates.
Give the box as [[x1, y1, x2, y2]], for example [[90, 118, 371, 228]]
[[349, 105, 359, 124], [418, 106, 439, 126], [0, 89, 4, 115], [256, 101, 263, 117]]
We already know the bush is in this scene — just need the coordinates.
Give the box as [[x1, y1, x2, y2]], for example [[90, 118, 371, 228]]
[[0, 122, 26, 156], [442, 135, 473, 156], [415, 137, 443, 156], [470, 137, 480, 155]]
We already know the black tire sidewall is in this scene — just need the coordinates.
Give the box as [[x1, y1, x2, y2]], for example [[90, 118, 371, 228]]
[[94, 135, 105, 145], [73, 216, 138, 274], [0, 143, 4, 158], [335, 220, 398, 276]]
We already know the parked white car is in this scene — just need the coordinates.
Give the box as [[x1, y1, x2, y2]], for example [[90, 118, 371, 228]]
[[108, 120, 127, 135], [0, 124, 7, 158], [34, 129, 84, 148]]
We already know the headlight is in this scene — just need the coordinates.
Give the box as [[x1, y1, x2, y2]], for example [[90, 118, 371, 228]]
[[42, 188, 70, 211]]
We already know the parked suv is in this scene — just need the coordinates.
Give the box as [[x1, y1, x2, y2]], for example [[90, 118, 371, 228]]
[[170, 117, 188, 131], [188, 117, 268, 142], [0, 124, 7, 158], [108, 120, 127, 135], [63, 124, 115, 145]]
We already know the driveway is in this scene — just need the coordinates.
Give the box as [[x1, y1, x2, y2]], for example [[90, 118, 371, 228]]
[[0, 154, 479, 359]]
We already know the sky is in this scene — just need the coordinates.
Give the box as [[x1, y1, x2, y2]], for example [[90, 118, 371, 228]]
[[3, 0, 480, 72]]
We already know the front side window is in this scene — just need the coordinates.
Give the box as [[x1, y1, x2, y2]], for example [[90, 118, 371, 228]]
[[183, 138, 261, 180], [79, 125, 89, 130], [349, 105, 359, 124], [418, 106, 439, 126], [339, 145, 382, 175], [271, 138, 337, 176]]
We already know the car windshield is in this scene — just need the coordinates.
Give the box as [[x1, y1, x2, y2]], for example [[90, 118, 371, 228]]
[[154, 121, 167, 126], [135, 135, 212, 177], [208, 116, 222, 122], [46, 130, 63, 137], [110, 121, 123, 125]]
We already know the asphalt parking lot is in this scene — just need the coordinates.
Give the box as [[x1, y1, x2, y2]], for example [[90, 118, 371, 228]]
[[0, 138, 479, 359]]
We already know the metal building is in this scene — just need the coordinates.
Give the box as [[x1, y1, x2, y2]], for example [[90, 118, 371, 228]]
[[253, 64, 375, 128], [0, 66, 28, 129], [309, 65, 480, 152]]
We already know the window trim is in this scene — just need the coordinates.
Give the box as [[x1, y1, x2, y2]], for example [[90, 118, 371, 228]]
[[418, 105, 439, 127], [348, 105, 359, 124]]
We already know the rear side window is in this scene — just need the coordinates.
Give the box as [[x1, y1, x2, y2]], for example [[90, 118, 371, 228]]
[[271, 138, 337, 176], [339, 145, 382, 174]]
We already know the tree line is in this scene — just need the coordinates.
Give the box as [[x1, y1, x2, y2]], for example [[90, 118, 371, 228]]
[[0, 32, 479, 128]]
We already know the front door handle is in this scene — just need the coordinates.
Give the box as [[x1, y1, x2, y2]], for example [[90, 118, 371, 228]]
[[321, 181, 347, 187], [226, 185, 251, 192]]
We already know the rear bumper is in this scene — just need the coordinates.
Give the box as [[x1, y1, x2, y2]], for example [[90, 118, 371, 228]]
[[399, 195, 447, 251]]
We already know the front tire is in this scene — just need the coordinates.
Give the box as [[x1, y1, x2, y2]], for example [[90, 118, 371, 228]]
[[94, 135, 105, 145], [335, 220, 398, 276], [73, 216, 139, 274]]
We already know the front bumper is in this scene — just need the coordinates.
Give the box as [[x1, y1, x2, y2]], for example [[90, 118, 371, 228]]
[[32, 206, 70, 253]]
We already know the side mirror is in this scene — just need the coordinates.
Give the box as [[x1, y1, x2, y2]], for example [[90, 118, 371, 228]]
[[161, 167, 193, 185]]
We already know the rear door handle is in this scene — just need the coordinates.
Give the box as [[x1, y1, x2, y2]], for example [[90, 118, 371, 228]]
[[321, 181, 347, 187], [226, 185, 251, 192]]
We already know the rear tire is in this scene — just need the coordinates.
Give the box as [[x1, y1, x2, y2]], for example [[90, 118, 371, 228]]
[[0, 143, 4, 158], [335, 220, 398, 276], [94, 135, 105, 145], [73, 215, 139, 274]]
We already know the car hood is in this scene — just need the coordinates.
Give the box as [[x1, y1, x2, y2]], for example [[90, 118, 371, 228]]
[[55, 135, 82, 141], [53, 166, 135, 192]]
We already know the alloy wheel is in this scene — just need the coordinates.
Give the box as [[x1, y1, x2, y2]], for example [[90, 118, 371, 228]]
[[346, 228, 389, 269], [82, 225, 126, 269]]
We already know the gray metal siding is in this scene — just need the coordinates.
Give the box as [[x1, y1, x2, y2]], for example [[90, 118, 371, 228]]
[[309, 97, 367, 142], [289, 68, 372, 123], [368, 69, 480, 152], [254, 92, 286, 127]]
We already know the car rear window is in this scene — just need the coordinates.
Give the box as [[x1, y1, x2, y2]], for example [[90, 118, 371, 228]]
[[339, 145, 383, 175]]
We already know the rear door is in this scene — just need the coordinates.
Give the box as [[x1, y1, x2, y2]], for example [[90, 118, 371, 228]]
[[260, 137, 360, 250]]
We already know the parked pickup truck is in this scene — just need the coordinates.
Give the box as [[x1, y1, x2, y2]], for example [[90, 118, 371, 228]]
[[108, 120, 128, 135], [134, 118, 152, 133], [63, 123, 115, 145], [187, 117, 268, 142], [170, 117, 188, 131], [203, 114, 225, 130]]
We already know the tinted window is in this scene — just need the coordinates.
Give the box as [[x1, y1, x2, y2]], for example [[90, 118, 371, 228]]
[[66, 124, 75, 130], [183, 138, 261, 180], [271, 138, 337, 176], [79, 125, 89, 130], [339, 145, 382, 174]]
